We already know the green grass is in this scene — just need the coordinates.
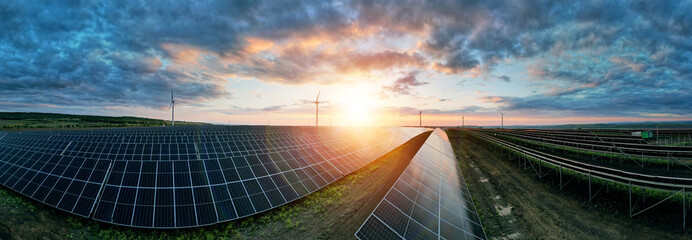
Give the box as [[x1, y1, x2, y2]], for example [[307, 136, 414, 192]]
[[0, 186, 37, 214], [468, 131, 692, 204], [493, 133, 684, 168], [0, 112, 207, 130]]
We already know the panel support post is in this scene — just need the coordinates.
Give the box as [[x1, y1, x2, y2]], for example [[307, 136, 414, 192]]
[[588, 172, 592, 202], [559, 165, 563, 191], [629, 181, 632, 217], [539, 158, 542, 179]]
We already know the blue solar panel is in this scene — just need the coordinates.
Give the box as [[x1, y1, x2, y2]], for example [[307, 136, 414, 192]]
[[356, 128, 487, 240], [0, 126, 426, 228]]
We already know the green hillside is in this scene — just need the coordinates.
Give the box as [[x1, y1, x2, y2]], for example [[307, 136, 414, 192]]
[[0, 112, 206, 130]]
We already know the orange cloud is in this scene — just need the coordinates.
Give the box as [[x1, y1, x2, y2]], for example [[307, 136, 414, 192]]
[[244, 37, 275, 53], [160, 43, 207, 64]]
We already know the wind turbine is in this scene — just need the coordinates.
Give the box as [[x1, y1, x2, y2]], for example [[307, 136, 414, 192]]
[[313, 91, 320, 127], [418, 111, 422, 127], [169, 90, 175, 126], [497, 111, 505, 129]]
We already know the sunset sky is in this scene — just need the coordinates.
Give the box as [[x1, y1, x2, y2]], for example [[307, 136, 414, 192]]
[[1, 1, 691, 126]]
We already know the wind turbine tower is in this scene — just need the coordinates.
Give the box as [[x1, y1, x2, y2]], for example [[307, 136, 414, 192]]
[[419, 111, 422, 127], [498, 111, 505, 129], [169, 90, 176, 126], [313, 91, 320, 127]]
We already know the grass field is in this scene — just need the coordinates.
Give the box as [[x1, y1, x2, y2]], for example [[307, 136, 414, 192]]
[[447, 129, 690, 239], [0, 112, 206, 130]]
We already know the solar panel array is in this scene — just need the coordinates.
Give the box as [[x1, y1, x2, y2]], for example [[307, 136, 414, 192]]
[[356, 128, 487, 240], [0, 126, 425, 228]]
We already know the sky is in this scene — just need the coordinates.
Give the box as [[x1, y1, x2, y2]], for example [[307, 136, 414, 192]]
[[1, 0, 691, 126]]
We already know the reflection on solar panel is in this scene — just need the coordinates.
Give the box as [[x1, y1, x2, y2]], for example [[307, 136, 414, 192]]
[[356, 128, 487, 240], [0, 126, 426, 228]]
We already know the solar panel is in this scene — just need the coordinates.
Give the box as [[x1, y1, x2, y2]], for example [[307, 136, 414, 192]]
[[356, 128, 487, 240], [0, 126, 426, 228], [0, 134, 111, 217]]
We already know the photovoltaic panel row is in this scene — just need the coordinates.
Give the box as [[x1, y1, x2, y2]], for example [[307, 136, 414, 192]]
[[0, 126, 427, 228], [0, 127, 369, 160], [0, 142, 110, 217], [356, 128, 487, 240], [92, 127, 424, 228]]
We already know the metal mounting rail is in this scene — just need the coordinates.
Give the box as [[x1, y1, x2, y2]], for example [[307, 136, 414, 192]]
[[469, 130, 692, 190], [486, 130, 692, 159], [595, 135, 643, 167], [496, 129, 691, 153], [466, 129, 691, 229], [668, 152, 692, 172]]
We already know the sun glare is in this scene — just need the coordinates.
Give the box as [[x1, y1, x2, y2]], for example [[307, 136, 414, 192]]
[[342, 89, 376, 126]]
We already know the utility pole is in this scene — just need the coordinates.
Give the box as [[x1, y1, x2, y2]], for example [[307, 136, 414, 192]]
[[462, 115, 464, 128]]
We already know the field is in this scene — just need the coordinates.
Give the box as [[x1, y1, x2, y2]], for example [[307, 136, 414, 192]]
[[2, 121, 691, 239], [447, 129, 691, 239], [0, 112, 205, 130], [0, 129, 431, 239]]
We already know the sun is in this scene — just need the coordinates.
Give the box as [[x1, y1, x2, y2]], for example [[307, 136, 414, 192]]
[[341, 89, 376, 126]]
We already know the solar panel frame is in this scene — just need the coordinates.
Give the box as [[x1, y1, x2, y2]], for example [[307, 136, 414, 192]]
[[355, 128, 487, 240], [0, 126, 427, 228]]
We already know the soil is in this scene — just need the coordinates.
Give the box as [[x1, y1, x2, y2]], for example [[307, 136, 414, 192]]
[[286, 130, 432, 239], [234, 130, 431, 239], [0, 131, 432, 239], [448, 129, 691, 240]]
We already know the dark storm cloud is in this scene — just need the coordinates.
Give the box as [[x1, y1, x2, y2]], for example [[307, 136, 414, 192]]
[[350, 0, 692, 116], [0, 1, 244, 108], [0, 1, 360, 108], [1, 0, 691, 118]]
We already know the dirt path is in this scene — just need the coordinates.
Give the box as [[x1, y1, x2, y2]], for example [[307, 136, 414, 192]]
[[448, 129, 689, 240], [0, 131, 432, 239]]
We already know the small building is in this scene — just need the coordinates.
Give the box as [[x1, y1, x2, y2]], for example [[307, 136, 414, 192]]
[[642, 131, 653, 138], [632, 131, 653, 138]]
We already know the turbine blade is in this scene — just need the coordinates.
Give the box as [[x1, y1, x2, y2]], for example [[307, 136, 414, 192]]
[[316, 91, 320, 102]]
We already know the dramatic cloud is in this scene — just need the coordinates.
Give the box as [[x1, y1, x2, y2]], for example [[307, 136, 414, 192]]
[[380, 71, 429, 98], [1, 0, 690, 120], [335, 51, 429, 73]]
